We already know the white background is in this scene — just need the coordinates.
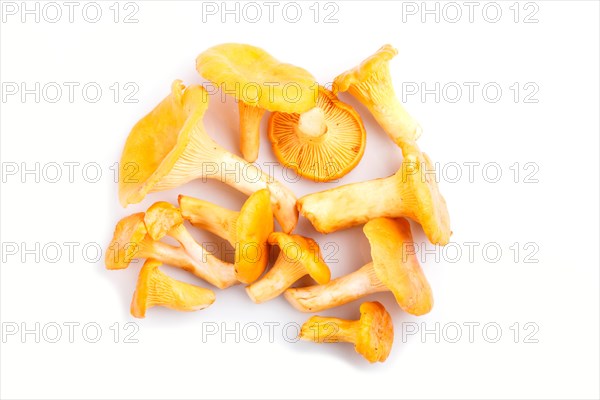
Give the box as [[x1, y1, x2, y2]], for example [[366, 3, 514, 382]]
[[1, 1, 599, 399]]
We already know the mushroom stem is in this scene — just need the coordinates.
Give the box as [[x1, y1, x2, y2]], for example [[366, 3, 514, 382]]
[[239, 102, 266, 162], [139, 239, 197, 269], [218, 151, 298, 233], [246, 257, 308, 303], [148, 125, 297, 233], [297, 169, 416, 234], [285, 262, 386, 312], [168, 224, 238, 290], [300, 316, 359, 343], [297, 107, 328, 142], [178, 195, 238, 244]]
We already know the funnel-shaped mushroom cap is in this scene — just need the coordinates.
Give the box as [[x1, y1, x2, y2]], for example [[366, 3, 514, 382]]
[[334, 44, 398, 93], [118, 80, 210, 207], [106, 213, 147, 270], [268, 86, 366, 182], [355, 302, 394, 363], [196, 43, 317, 113], [364, 218, 433, 315], [398, 146, 451, 245], [268, 232, 330, 284], [143, 201, 184, 241], [333, 44, 421, 146], [131, 259, 216, 318], [235, 189, 274, 283]]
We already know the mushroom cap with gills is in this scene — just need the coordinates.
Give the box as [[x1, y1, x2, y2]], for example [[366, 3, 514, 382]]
[[268, 86, 366, 182], [235, 189, 274, 283], [355, 301, 394, 363], [196, 43, 318, 113], [117, 80, 298, 233], [118, 80, 209, 207], [130, 259, 216, 318], [143, 201, 184, 241], [333, 44, 398, 93], [400, 145, 451, 246], [268, 232, 330, 284], [364, 217, 433, 316], [105, 213, 148, 270]]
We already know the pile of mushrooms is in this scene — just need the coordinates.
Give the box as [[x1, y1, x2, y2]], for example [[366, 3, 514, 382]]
[[107, 43, 451, 363]]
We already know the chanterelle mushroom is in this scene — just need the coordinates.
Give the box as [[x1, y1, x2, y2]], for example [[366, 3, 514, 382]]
[[143, 201, 238, 289], [300, 301, 394, 363], [268, 86, 366, 182], [105, 213, 192, 271], [131, 259, 215, 318], [334, 44, 421, 148], [245, 232, 330, 303], [178, 189, 273, 284], [196, 43, 318, 162], [118, 80, 298, 233], [297, 143, 451, 245], [285, 218, 433, 315]]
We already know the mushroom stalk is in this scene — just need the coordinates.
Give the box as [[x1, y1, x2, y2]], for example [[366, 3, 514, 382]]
[[300, 316, 358, 343], [246, 258, 309, 303], [285, 262, 385, 312], [297, 108, 328, 142], [167, 224, 238, 290], [179, 197, 238, 244], [238, 102, 266, 162], [112, 237, 192, 269], [144, 239, 192, 269], [298, 170, 416, 234], [151, 131, 297, 234]]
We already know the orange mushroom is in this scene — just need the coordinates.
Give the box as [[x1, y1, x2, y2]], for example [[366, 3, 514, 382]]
[[300, 301, 394, 363], [245, 232, 330, 303], [285, 218, 433, 315], [334, 44, 421, 149], [105, 213, 192, 271], [178, 189, 273, 284], [143, 201, 238, 289], [297, 142, 451, 245], [118, 80, 298, 233], [131, 259, 215, 318], [268, 86, 366, 182], [196, 43, 318, 162]]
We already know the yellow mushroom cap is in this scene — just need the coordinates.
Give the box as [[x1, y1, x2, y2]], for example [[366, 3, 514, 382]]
[[143, 201, 184, 241], [196, 43, 317, 113], [355, 301, 394, 363], [118, 80, 209, 207], [131, 259, 216, 318], [333, 44, 398, 93], [268, 232, 330, 284], [400, 146, 451, 245], [268, 86, 366, 182], [363, 217, 433, 316], [235, 189, 274, 283], [106, 213, 147, 270]]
